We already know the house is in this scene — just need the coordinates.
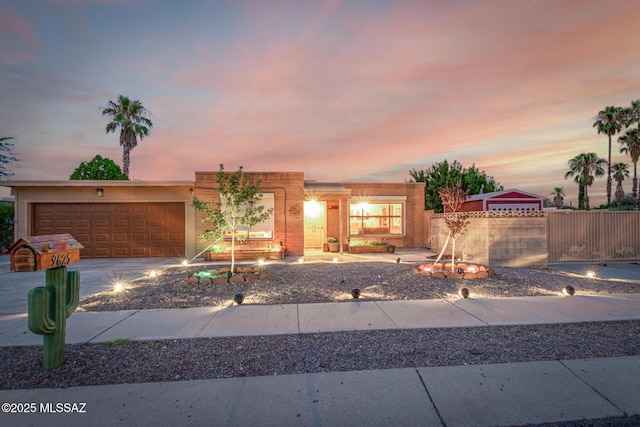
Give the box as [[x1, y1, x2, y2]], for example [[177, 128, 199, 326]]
[[2, 172, 425, 259], [457, 189, 545, 213]]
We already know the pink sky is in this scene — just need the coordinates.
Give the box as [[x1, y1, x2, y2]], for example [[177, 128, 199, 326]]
[[1, 0, 640, 207]]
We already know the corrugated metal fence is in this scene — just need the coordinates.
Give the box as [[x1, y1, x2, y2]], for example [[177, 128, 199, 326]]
[[547, 211, 640, 264]]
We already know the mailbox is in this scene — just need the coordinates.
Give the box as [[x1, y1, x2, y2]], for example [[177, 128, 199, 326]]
[[7, 234, 84, 272]]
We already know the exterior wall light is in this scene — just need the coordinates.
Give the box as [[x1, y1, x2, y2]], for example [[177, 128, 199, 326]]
[[189, 188, 194, 196], [96, 188, 104, 197], [563, 285, 575, 296]]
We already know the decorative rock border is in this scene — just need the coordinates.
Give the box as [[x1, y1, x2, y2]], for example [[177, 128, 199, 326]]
[[413, 262, 496, 279], [187, 266, 270, 284]]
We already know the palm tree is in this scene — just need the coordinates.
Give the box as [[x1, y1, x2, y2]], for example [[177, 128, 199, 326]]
[[101, 95, 153, 177], [565, 153, 606, 211], [593, 106, 625, 208], [0, 136, 19, 179], [612, 162, 629, 206], [618, 128, 640, 208], [550, 187, 565, 208]]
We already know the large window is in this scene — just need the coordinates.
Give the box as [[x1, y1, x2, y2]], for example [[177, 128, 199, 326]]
[[223, 193, 274, 240], [349, 202, 403, 235]]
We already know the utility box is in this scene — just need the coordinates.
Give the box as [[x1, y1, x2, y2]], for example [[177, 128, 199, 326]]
[[7, 234, 84, 272]]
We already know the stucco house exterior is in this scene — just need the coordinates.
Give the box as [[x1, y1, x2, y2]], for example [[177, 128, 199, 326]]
[[3, 171, 425, 260]]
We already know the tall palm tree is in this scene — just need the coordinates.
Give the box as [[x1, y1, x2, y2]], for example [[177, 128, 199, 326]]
[[101, 95, 153, 177], [593, 106, 625, 208], [550, 187, 565, 208], [618, 128, 640, 208], [565, 153, 606, 211], [612, 162, 629, 206]]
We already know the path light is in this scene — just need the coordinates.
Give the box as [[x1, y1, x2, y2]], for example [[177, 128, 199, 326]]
[[351, 288, 361, 299], [181, 259, 189, 267], [257, 259, 265, 266], [459, 288, 470, 298], [396, 257, 401, 263], [233, 293, 244, 304], [114, 282, 124, 293], [148, 270, 158, 278], [298, 257, 304, 264], [586, 271, 596, 279], [340, 276, 345, 285], [457, 267, 464, 275], [563, 285, 575, 296], [333, 257, 338, 263]]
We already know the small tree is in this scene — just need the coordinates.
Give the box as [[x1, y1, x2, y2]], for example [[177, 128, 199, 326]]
[[551, 187, 565, 208], [191, 164, 273, 273], [438, 184, 470, 272], [70, 155, 129, 180]]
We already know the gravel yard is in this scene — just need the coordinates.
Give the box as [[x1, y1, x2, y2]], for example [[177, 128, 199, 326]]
[[78, 261, 640, 311]]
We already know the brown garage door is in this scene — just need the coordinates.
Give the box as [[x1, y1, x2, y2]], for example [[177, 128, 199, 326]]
[[32, 203, 185, 258]]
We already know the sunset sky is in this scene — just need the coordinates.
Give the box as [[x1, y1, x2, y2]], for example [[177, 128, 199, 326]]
[[1, 0, 639, 207]]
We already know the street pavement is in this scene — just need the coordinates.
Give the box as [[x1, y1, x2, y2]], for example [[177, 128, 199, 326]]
[[1, 252, 639, 426]]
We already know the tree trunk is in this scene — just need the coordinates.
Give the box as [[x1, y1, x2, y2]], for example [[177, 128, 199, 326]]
[[122, 146, 130, 177], [607, 135, 612, 208]]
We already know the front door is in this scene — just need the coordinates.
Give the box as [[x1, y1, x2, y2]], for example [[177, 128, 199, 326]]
[[304, 200, 325, 248]]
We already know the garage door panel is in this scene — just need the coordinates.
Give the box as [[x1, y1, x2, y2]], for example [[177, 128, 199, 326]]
[[95, 219, 109, 228], [32, 203, 185, 258]]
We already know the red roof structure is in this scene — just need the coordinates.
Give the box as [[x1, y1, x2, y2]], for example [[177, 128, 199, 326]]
[[457, 189, 544, 212]]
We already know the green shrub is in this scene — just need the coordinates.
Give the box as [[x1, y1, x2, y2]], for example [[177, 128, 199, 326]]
[[0, 204, 14, 252]]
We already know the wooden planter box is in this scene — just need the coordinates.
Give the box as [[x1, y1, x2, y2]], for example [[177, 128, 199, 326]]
[[204, 250, 284, 261], [348, 245, 388, 254]]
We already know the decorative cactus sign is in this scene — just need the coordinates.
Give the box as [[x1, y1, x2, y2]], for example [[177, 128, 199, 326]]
[[28, 266, 80, 370]]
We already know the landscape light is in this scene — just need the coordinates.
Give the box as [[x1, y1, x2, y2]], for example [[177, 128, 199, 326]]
[[181, 259, 189, 267], [396, 257, 401, 263], [114, 283, 124, 293], [586, 271, 596, 279], [233, 293, 244, 305], [333, 257, 338, 263], [257, 259, 265, 266], [563, 285, 575, 296], [458, 288, 470, 298], [148, 270, 158, 278], [351, 288, 361, 299], [298, 257, 304, 264]]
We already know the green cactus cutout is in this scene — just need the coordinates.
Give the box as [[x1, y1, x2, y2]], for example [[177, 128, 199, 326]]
[[28, 266, 80, 370]]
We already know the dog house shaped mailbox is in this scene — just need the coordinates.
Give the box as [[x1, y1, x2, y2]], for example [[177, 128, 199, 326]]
[[7, 234, 83, 272]]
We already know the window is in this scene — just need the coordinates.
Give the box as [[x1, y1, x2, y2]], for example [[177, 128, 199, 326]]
[[349, 202, 403, 235], [223, 193, 274, 240]]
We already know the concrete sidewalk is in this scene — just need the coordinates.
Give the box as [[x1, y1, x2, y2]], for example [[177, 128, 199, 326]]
[[2, 294, 640, 346], [1, 356, 639, 427]]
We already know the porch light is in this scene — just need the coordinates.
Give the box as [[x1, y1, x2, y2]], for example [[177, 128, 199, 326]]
[[586, 271, 596, 279], [234, 293, 244, 304], [563, 285, 575, 296], [459, 288, 470, 298], [96, 188, 104, 197], [351, 288, 361, 299], [304, 200, 322, 218]]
